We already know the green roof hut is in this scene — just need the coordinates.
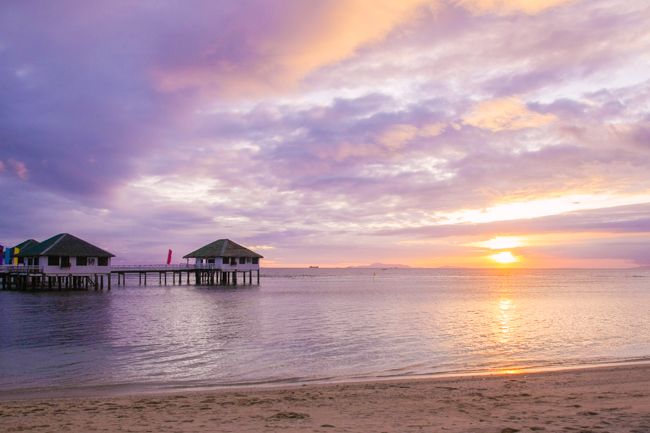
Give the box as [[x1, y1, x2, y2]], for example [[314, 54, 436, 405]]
[[17, 233, 114, 278], [183, 239, 263, 284]]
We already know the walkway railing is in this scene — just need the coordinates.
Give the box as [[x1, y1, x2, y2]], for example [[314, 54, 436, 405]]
[[0, 265, 44, 273], [110, 263, 222, 272]]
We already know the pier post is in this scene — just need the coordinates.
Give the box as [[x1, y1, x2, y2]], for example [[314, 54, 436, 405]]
[[257, 269, 260, 284]]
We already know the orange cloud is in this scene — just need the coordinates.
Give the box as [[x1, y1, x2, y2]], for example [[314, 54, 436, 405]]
[[462, 96, 557, 131], [155, 0, 436, 97]]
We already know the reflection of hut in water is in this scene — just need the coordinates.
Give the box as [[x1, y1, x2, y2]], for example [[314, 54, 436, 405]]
[[16, 233, 115, 290], [183, 239, 262, 285]]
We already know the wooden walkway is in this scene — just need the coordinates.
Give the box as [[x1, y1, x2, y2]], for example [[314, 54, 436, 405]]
[[111, 264, 260, 286], [0, 265, 110, 291], [0, 264, 260, 291]]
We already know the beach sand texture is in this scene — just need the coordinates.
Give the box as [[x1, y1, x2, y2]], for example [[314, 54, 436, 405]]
[[2, 364, 649, 432]]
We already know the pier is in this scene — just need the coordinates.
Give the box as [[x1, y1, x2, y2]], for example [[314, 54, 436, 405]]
[[0, 263, 259, 291], [111, 264, 260, 287]]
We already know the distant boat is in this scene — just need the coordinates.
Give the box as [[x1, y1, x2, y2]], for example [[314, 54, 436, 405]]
[[309, 266, 319, 268]]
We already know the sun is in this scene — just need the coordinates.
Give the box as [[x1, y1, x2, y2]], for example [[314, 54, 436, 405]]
[[491, 251, 518, 264]]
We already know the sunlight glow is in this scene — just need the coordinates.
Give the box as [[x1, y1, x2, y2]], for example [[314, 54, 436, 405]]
[[433, 194, 650, 226], [491, 252, 518, 263], [471, 236, 523, 249]]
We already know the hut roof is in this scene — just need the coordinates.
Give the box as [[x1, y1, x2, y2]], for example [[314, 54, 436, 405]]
[[17, 233, 115, 258], [13, 239, 40, 251], [183, 239, 263, 259]]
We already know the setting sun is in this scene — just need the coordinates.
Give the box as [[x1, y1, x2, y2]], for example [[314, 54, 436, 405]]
[[491, 251, 518, 264]]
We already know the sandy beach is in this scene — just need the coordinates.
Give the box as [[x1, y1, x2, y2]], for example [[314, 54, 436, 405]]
[[2, 364, 649, 432]]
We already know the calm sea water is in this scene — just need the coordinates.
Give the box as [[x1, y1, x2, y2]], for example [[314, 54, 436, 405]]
[[1, 268, 649, 397]]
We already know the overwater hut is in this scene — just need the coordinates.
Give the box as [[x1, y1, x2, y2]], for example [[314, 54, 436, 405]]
[[183, 239, 262, 284], [16, 233, 115, 290]]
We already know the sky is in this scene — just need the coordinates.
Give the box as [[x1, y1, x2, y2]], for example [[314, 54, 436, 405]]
[[1, 0, 649, 268]]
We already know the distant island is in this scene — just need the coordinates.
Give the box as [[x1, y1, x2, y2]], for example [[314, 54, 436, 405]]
[[349, 263, 412, 269]]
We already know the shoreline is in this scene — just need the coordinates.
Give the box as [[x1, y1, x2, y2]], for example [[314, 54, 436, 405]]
[[2, 363, 649, 432], [3, 358, 650, 402], [4, 357, 650, 402]]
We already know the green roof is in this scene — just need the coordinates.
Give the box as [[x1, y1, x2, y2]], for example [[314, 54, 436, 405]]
[[17, 233, 115, 258], [183, 239, 263, 259], [13, 239, 40, 251]]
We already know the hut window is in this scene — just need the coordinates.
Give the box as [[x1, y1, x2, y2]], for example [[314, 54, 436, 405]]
[[223, 257, 229, 264], [76, 257, 88, 266], [252, 258, 259, 265], [247, 258, 252, 264], [230, 257, 237, 265], [98, 257, 108, 266], [34, 257, 39, 266], [61, 256, 71, 268], [48, 256, 60, 266], [207, 258, 215, 264], [17, 257, 24, 265], [239, 257, 245, 264]]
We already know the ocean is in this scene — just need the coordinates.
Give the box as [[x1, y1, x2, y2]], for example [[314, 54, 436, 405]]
[[1, 268, 649, 398]]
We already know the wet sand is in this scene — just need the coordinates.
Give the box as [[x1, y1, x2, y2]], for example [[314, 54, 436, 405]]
[[2, 364, 649, 432]]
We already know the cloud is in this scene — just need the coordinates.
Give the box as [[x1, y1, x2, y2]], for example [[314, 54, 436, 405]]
[[456, 0, 581, 14], [8, 159, 29, 180], [151, 0, 589, 99], [462, 96, 558, 131], [153, 0, 438, 97]]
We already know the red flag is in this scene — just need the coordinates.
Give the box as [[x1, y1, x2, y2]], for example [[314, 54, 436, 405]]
[[167, 249, 172, 265]]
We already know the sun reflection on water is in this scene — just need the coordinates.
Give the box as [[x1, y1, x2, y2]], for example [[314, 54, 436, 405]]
[[499, 298, 514, 343]]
